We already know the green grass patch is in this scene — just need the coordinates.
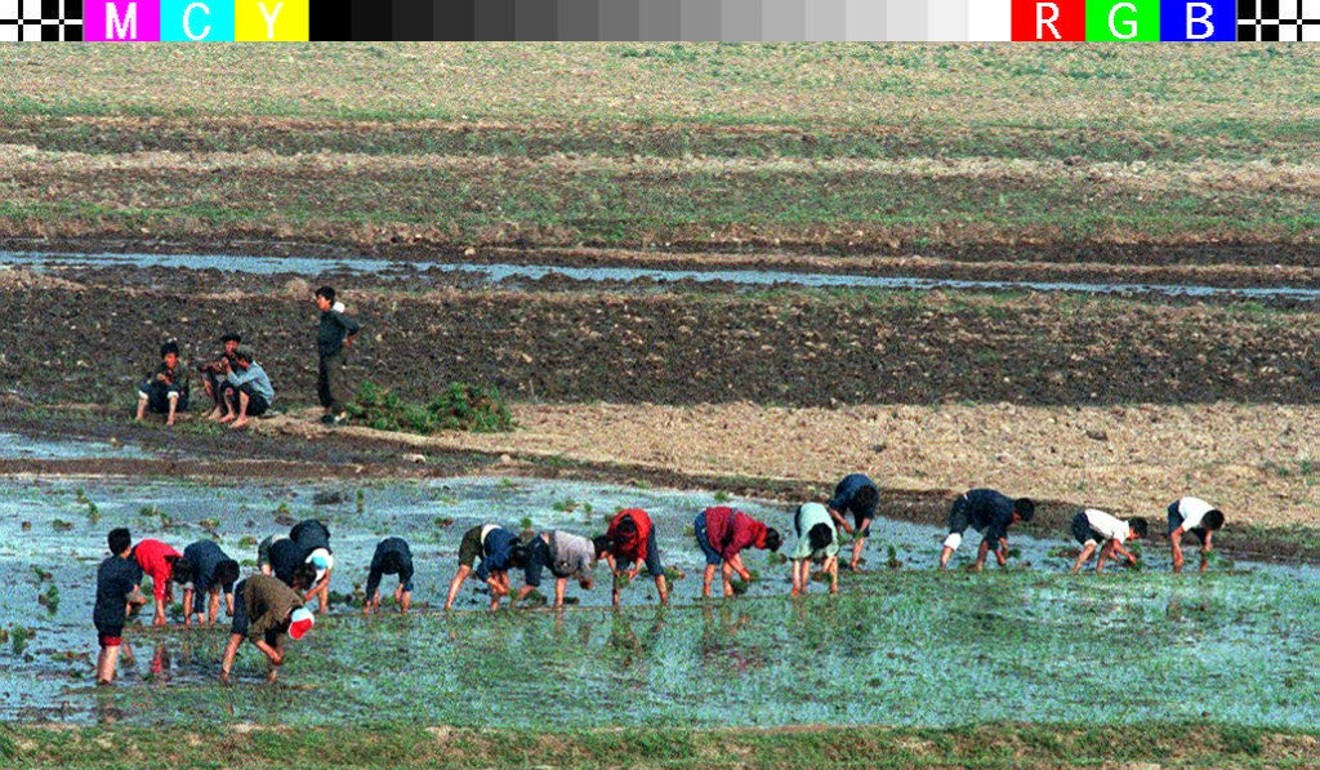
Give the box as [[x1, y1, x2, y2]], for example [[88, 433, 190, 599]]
[[346, 381, 515, 435]]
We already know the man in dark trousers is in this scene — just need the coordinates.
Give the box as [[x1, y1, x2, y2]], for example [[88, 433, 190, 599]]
[[93, 528, 145, 685], [938, 488, 1036, 571], [135, 340, 190, 427], [1166, 496, 1226, 573], [444, 524, 529, 611], [363, 537, 415, 615], [827, 473, 880, 571], [176, 539, 240, 626], [313, 286, 360, 426], [219, 573, 315, 684], [1070, 508, 1149, 575]]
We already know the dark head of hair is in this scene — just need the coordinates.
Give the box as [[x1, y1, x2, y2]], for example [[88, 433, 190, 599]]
[[220, 333, 241, 344], [108, 528, 132, 555], [214, 559, 240, 586], [1129, 517, 1149, 539], [854, 485, 879, 513], [763, 528, 782, 553], [315, 286, 336, 302], [1014, 498, 1036, 522], [290, 563, 318, 591], [171, 558, 194, 585], [592, 535, 613, 557], [808, 523, 833, 553], [380, 551, 405, 575], [615, 515, 638, 537], [160, 340, 180, 359], [508, 543, 529, 569], [1203, 509, 1225, 531]]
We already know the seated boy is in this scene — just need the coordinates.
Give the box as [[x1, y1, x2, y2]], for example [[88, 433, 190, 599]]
[[513, 529, 602, 609], [443, 524, 529, 611], [1167, 496, 1226, 573], [219, 573, 315, 684], [1070, 509, 1148, 575], [693, 506, 782, 598], [176, 539, 240, 626], [135, 340, 190, 427], [364, 537, 415, 615], [199, 333, 241, 419], [219, 345, 275, 429], [790, 503, 840, 596], [94, 528, 146, 685]]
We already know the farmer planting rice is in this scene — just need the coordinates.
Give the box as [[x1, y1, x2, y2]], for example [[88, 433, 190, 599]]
[[313, 286, 360, 426], [219, 573, 316, 684], [363, 537, 415, 615], [258, 534, 301, 583], [199, 332, 241, 420], [512, 529, 603, 609], [938, 488, 1035, 571], [443, 524, 529, 611], [135, 340, 190, 427], [599, 508, 670, 607], [131, 537, 184, 626], [175, 539, 240, 626], [93, 528, 145, 685], [692, 506, 782, 599], [1069, 508, 1149, 574], [217, 345, 274, 429], [790, 503, 840, 596], [826, 473, 880, 571], [1167, 496, 1226, 573], [290, 518, 334, 611]]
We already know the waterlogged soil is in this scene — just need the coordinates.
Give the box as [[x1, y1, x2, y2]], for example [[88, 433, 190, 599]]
[[0, 476, 1314, 728], [1, 273, 1315, 408]]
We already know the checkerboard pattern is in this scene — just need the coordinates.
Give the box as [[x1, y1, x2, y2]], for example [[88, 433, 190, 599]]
[[1238, 0, 1320, 40], [0, 0, 83, 40]]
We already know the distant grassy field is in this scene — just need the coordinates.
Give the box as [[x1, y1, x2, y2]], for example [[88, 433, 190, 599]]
[[0, 44, 1314, 259]]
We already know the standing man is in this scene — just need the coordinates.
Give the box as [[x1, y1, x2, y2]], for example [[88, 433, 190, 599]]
[[177, 539, 240, 626], [132, 538, 183, 626], [200, 332, 241, 420], [1069, 508, 1148, 575], [938, 488, 1036, 571], [363, 537, 415, 615], [135, 340, 190, 427], [218, 573, 315, 684], [512, 529, 602, 609], [598, 508, 670, 607], [313, 286, 360, 426], [790, 503, 840, 596], [827, 473, 880, 571], [1167, 496, 1226, 573], [443, 524, 529, 611], [693, 506, 782, 598], [93, 528, 145, 685], [219, 345, 275, 429]]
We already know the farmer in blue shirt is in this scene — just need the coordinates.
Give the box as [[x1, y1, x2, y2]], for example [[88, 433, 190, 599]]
[[938, 488, 1035, 571], [827, 473, 880, 570], [363, 537, 415, 615], [218, 345, 275, 429], [176, 539, 240, 626], [444, 524, 529, 611]]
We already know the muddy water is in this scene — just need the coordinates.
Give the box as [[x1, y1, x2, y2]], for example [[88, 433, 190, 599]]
[[1, 476, 1315, 727], [4, 252, 1318, 300], [0, 432, 155, 461]]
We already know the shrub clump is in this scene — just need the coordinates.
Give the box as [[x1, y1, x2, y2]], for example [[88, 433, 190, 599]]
[[347, 381, 515, 435]]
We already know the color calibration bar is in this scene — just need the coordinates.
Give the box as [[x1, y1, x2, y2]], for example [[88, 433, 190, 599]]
[[3, 0, 1316, 42]]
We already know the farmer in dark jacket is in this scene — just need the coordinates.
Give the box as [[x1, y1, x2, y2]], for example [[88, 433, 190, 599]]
[[938, 488, 1035, 571], [313, 286, 360, 425], [135, 340, 190, 426]]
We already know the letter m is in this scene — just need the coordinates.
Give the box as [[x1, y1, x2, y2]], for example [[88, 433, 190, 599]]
[[106, 1, 138, 39]]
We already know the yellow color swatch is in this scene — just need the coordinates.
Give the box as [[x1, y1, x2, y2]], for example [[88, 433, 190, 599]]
[[235, 0, 309, 41]]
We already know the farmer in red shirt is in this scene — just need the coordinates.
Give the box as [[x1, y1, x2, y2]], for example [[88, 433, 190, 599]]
[[132, 538, 184, 626], [694, 506, 782, 598], [596, 508, 669, 607]]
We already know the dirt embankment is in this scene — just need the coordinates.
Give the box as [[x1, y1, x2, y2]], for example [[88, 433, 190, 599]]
[[0, 280, 1315, 408]]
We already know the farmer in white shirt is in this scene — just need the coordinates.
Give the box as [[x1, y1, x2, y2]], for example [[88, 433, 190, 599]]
[[1166, 496, 1226, 573], [1069, 508, 1148, 574]]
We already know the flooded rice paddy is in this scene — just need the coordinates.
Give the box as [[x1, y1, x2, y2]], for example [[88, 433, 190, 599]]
[[4, 252, 1318, 300], [0, 474, 1316, 728]]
